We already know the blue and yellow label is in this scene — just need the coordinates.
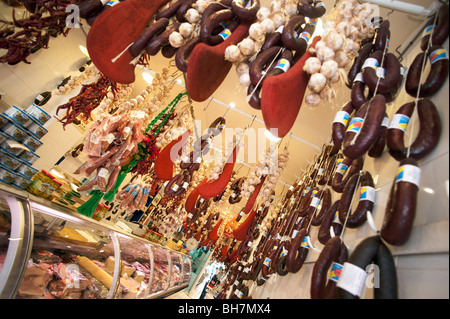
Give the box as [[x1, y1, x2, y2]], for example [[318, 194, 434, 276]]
[[301, 236, 310, 249], [429, 49, 448, 64], [346, 117, 364, 133], [219, 29, 232, 40], [329, 262, 343, 282], [309, 18, 319, 26], [274, 58, 290, 72], [423, 25, 436, 36], [359, 186, 375, 202], [299, 32, 311, 42], [337, 163, 348, 175], [389, 114, 410, 132], [302, 187, 311, 196]]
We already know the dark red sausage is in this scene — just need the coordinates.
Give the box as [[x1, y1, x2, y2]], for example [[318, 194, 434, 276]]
[[331, 101, 354, 151], [387, 99, 442, 161], [318, 199, 343, 246], [420, 5, 449, 51], [347, 42, 374, 87], [231, 0, 260, 21], [362, 50, 402, 94], [405, 46, 449, 98], [331, 156, 364, 193], [129, 18, 169, 57], [342, 95, 386, 160], [338, 171, 375, 228], [380, 158, 420, 245]]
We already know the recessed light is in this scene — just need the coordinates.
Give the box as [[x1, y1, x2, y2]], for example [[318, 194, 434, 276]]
[[79, 45, 89, 57], [142, 72, 153, 84], [265, 129, 281, 142]]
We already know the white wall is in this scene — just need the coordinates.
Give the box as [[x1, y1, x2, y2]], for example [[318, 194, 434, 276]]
[[250, 19, 449, 300]]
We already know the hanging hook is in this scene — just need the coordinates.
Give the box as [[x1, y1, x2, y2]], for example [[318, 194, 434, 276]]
[[395, 44, 404, 63], [203, 96, 214, 112], [386, 8, 394, 20]]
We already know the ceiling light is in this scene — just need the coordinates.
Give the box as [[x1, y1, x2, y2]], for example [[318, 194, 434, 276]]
[[423, 187, 434, 194], [142, 72, 153, 84], [79, 45, 89, 57], [229, 102, 236, 108], [265, 129, 281, 142]]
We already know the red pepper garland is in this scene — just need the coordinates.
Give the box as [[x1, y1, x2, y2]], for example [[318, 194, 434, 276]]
[[55, 74, 118, 128], [0, 0, 83, 64]]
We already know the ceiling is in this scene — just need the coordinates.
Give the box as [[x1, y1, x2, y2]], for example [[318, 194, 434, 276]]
[[122, 0, 435, 211]]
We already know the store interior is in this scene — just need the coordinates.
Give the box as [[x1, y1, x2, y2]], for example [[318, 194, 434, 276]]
[[0, 0, 448, 299]]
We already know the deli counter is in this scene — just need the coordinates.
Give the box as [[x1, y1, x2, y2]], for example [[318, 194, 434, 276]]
[[0, 185, 192, 299]]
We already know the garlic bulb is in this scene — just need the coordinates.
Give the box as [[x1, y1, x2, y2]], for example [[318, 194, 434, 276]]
[[320, 60, 339, 79], [305, 93, 321, 106], [179, 22, 193, 38], [260, 18, 276, 34], [186, 8, 200, 23], [225, 45, 244, 62], [238, 37, 256, 56], [256, 7, 271, 21], [303, 57, 322, 74], [308, 73, 327, 92], [249, 22, 265, 40], [169, 32, 185, 48], [239, 72, 251, 87], [236, 62, 250, 75]]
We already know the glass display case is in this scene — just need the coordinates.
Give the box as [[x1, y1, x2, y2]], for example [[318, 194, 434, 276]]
[[0, 186, 191, 299]]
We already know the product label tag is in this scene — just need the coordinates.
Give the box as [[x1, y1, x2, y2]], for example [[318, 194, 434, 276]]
[[299, 31, 311, 42], [376, 67, 386, 79], [329, 262, 343, 282], [318, 168, 325, 176], [301, 236, 310, 249], [219, 29, 232, 40], [346, 117, 364, 134], [396, 164, 421, 187], [429, 48, 448, 64], [359, 186, 376, 202], [423, 25, 436, 36], [263, 257, 272, 267], [310, 196, 321, 208], [362, 58, 378, 70], [274, 58, 291, 72], [336, 162, 348, 175], [381, 116, 389, 128], [333, 110, 350, 126], [354, 72, 364, 83], [389, 114, 410, 132], [337, 262, 367, 297]]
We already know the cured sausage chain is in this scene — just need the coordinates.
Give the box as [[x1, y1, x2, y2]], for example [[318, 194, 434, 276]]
[[336, 235, 397, 299]]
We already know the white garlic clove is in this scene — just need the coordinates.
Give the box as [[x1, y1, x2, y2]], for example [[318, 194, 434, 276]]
[[303, 57, 322, 74], [257, 7, 271, 21], [305, 93, 321, 107], [261, 18, 276, 34], [179, 22, 193, 38], [238, 37, 256, 56], [225, 45, 244, 62], [308, 73, 327, 92]]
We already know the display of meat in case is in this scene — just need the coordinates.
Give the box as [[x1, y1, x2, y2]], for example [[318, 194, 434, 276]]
[[0, 187, 191, 299]]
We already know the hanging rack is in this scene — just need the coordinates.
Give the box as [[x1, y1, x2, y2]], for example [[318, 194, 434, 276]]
[[361, 0, 436, 15]]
